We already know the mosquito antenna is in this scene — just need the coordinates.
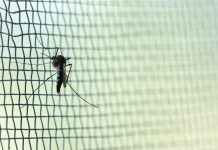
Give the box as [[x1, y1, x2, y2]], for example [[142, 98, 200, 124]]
[[66, 82, 98, 108], [20, 72, 57, 109], [66, 57, 71, 60]]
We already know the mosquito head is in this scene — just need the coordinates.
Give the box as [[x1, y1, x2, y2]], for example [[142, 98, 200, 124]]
[[52, 55, 66, 68]]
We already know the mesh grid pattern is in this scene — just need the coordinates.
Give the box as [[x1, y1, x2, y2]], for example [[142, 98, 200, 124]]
[[0, 0, 218, 150]]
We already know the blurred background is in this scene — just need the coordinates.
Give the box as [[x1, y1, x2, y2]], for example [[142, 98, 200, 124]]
[[0, 0, 218, 150]]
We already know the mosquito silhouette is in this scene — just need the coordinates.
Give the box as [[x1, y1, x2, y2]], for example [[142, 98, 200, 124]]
[[20, 37, 98, 109]]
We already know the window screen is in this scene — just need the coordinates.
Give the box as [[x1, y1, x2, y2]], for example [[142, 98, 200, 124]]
[[0, 0, 218, 150]]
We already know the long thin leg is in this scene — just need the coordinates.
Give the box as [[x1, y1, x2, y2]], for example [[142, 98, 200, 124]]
[[66, 82, 98, 108], [65, 64, 98, 108], [12, 61, 51, 66], [36, 36, 48, 50], [20, 72, 57, 109], [42, 52, 52, 59], [36, 36, 58, 58], [65, 64, 72, 83], [0, 7, 16, 14], [55, 48, 59, 57], [65, 64, 97, 108], [0, 124, 3, 150]]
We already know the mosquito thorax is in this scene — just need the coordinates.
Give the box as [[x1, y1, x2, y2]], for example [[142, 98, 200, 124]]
[[52, 55, 66, 67]]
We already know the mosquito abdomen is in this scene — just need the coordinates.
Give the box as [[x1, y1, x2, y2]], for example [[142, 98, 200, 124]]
[[56, 66, 64, 93]]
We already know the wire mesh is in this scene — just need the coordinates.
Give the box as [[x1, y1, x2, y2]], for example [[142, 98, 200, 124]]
[[1, 0, 218, 150]]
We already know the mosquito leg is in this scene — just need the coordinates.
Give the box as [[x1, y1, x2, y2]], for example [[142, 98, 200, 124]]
[[36, 36, 56, 51], [36, 36, 59, 58], [0, 124, 3, 150], [42, 52, 52, 59], [55, 48, 59, 57], [66, 82, 98, 108], [65, 64, 72, 83], [64, 64, 98, 108], [0, 7, 16, 14], [20, 72, 57, 109], [12, 61, 51, 66]]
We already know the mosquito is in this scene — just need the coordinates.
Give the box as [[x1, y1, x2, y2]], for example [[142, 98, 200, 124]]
[[20, 37, 98, 109]]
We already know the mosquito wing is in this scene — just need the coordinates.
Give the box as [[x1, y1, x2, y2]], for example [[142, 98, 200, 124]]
[[63, 63, 67, 88]]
